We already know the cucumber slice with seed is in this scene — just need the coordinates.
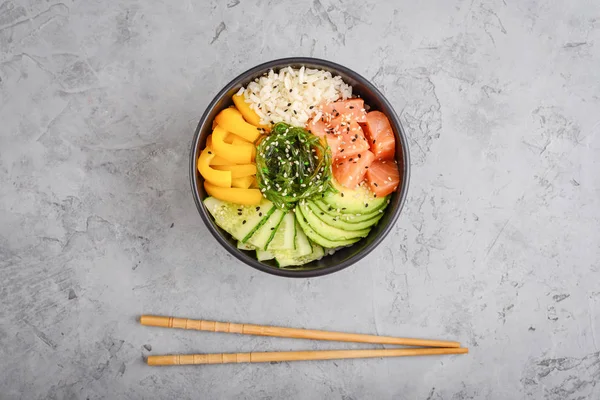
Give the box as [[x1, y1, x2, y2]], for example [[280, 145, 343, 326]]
[[246, 209, 285, 250], [203, 197, 274, 242], [268, 212, 296, 251]]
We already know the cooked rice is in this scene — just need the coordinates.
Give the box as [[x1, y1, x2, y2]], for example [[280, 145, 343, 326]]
[[237, 66, 352, 127]]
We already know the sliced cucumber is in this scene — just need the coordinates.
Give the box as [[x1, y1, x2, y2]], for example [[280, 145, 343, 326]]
[[237, 241, 255, 251], [247, 209, 285, 250], [295, 206, 361, 248], [306, 201, 383, 231], [293, 221, 313, 257], [264, 220, 312, 262], [276, 243, 325, 268], [322, 181, 387, 214], [203, 197, 274, 242], [298, 203, 370, 241], [268, 211, 296, 251], [312, 199, 386, 222], [256, 249, 275, 261]]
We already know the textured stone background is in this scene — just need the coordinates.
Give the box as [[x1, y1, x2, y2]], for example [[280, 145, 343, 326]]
[[1, 0, 599, 399]]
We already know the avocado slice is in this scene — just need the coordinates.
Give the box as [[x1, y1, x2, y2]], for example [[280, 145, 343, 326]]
[[321, 182, 388, 214], [306, 201, 384, 231]]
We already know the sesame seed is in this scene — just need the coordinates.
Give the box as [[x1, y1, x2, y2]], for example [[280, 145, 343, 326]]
[[242, 220, 247, 224]]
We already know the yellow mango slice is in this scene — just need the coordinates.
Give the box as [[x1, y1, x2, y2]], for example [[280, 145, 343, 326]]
[[231, 136, 251, 146], [213, 164, 257, 179], [231, 175, 255, 189], [214, 108, 261, 142], [230, 136, 256, 159], [210, 129, 256, 159], [224, 133, 234, 144], [250, 176, 258, 188], [212, 131, 244, 145], [212, 126, 253, 164], [208, 151, 234, 166], [204, 181, 262, 205], [197, 148, 232, 188], [232, 93, 270, 130], [205, 136, 234, 166]]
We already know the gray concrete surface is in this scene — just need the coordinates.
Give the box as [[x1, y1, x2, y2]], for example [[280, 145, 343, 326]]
[[1, 0, 599, 399]]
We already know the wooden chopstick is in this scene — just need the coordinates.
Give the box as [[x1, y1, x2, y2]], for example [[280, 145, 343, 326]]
[[147, 347, 468, 366], [140, 315, 460, 348]]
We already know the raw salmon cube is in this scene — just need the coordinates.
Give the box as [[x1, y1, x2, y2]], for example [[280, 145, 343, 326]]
[[365, 160, 400, 197], [363, 111, 396, 160], [321, 98, 367, 123], [334, 122, 370, 160], [307, 117, 328, 137], [333, 150, 375, 189]]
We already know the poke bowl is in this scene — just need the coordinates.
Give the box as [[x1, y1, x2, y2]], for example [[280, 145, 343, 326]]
[[190, 57, 410, 278]]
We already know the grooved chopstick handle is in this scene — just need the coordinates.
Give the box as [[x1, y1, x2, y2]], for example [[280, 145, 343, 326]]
[[139, 315, 460, 348], [139, 316, 244, 333], [147, 348, 469, 366]]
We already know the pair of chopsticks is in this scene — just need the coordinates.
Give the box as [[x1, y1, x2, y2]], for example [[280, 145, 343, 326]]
[[140, 315, 468, 366]]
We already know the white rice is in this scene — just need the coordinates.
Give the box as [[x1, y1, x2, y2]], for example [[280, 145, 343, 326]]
[[237, 66, 352, 127]]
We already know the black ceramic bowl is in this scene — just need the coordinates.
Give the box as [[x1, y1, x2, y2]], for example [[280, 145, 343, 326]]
[[190, 58, 410, 278]]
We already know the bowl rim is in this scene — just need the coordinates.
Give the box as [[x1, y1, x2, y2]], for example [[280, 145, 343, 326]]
[[190, 57, 410, 278]]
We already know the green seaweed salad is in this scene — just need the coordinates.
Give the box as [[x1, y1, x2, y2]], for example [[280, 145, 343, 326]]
[[255, 122, 334, 209]]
